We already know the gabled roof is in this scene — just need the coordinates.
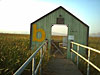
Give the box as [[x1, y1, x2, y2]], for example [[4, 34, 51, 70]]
[[31, 6, 89, 28]]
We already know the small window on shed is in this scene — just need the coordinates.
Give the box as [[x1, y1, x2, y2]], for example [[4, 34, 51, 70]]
[[56, 18, 64, 24]]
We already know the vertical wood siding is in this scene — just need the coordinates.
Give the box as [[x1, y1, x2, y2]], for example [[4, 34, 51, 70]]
[[30, 7, 89, 61]]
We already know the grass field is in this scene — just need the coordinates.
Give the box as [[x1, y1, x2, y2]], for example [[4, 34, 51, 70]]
[[51, 35, 67, 42], [0, 34, 100, 75], [0, 33, 33, 74], [88, 37, 100, 75], [0, 33, 48, 75]]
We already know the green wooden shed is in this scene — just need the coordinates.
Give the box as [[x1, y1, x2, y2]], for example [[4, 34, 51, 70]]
[[30, 6, 89, 60]]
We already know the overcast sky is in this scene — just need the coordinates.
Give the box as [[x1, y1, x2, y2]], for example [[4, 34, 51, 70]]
[[0, 0, 100, 35]]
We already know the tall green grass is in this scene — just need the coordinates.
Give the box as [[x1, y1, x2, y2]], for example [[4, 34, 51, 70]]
[[0, 33, 33, 74], [0, 33, 48, 75], [88, 37, 100, 75]]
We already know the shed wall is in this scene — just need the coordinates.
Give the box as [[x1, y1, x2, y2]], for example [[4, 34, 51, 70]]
[[31, 7, 89, 60]]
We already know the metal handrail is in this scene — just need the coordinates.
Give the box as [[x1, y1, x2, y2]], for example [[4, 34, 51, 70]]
[[70, 41, 100, 75], [14, 40, 47, 75], [71, 42, 100, 54]]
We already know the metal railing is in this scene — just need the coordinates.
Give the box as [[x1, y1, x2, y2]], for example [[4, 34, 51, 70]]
[[14, 40, 47, 75], [51, 41, 64, 56], [70, 41, 100, 75]]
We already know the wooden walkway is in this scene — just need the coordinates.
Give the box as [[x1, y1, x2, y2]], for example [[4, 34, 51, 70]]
[[42, 51, 82, 75], [43, 58, 82, 75]]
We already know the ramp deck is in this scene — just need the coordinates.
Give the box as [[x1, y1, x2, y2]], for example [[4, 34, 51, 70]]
[[43, 58, 82, 75]]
